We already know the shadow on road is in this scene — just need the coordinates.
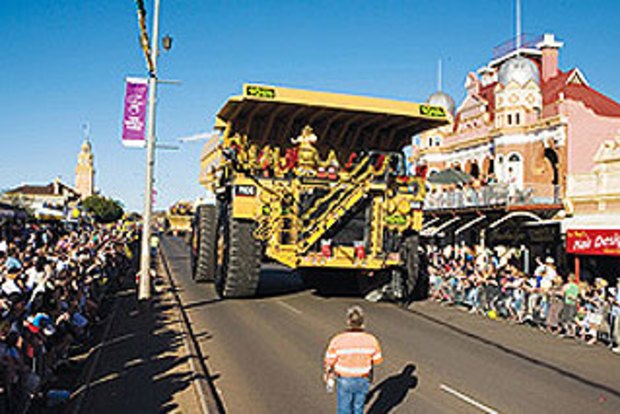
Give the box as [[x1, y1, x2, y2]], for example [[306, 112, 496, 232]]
[[184, 298, 221, 310], [256, 266, 306, 298], [66, 278, 205, 413], [305, 270, 366, 298], [165, 236, 370, 300], [366, 364, 418, 414]]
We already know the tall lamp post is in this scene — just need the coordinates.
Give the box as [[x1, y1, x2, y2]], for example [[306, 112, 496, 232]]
[[138, 0, 162, 301]]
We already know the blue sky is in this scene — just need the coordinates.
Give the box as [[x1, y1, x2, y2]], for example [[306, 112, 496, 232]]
[[2, 0, 620, 211]]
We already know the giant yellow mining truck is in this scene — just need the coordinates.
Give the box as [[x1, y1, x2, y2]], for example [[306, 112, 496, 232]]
[[191, 84, 448, 299], [166, 201, 194, 237]]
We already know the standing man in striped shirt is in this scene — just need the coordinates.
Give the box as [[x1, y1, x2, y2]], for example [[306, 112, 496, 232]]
[[324, 306, 383, 414]]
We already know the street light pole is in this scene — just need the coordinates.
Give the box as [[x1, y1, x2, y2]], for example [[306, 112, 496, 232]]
[[138, 0, 161, 301]]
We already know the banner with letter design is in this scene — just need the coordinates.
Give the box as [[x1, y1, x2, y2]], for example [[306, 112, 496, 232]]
[[122, 77, 149, 147]]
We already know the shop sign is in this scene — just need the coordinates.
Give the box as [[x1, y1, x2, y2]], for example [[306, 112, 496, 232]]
[[566, 229, 620, 256]]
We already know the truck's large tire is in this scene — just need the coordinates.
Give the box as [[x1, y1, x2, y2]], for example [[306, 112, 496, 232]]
[[215, 203, 260, 298], [391, 233, 420, 303], [194, 205, 217, 282]]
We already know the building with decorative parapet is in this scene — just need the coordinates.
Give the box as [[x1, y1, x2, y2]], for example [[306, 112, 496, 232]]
[[419, 33, 620, 205], [417, 33, 620, 278], [563, 134, 620, 281], [567, 132, 620, 215]]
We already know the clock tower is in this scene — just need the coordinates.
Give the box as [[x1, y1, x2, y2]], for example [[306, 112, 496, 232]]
[[75, 132, 95, 198]]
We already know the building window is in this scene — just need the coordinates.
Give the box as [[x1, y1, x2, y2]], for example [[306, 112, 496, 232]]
[[507, 113, 513, 125], [428, 137, 433, 147], [434, 136, 441, 146], [515, 112, 521, 125], [497, 155, 504, 181], [507, 152, 524, 189]]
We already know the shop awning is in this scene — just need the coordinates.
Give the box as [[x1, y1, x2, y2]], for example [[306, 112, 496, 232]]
[[561, 214, 620, 232], [34, 207, 64, 221]]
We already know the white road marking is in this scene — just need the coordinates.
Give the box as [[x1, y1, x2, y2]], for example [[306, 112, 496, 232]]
[[277, 300, 302, 314], [440, 384, 499, 414]]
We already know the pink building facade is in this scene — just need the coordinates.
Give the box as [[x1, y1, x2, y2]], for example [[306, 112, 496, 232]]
[[418, 33, 620, 207]]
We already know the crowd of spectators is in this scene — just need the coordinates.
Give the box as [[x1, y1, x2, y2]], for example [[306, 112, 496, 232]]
[[426, 245, 620, 353], [0, 219, 137, 411]]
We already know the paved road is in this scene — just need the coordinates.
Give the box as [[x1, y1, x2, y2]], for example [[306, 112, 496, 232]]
[[162, 237, 620, 413]]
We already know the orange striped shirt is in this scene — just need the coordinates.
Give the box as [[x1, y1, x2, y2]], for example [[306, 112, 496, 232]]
[[324, 330, 383, 377]]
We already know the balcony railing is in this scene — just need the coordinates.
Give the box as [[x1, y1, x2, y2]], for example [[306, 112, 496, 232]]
[[424, 182, 561, 211], [492, 34, 544, 60]]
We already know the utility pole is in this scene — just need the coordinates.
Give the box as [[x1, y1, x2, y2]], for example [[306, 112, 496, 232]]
[[138, 0, 161, 301]]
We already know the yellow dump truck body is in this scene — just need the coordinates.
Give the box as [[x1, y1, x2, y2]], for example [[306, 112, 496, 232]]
[[195, 84, 448, 296]]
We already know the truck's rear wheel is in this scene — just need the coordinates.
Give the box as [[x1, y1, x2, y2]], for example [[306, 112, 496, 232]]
[[215, 204, 260, 298], [194, 205, 216, 282], [393, 233, 420, 303]]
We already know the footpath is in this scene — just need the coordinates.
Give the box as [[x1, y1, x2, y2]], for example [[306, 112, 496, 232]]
[[62, 260, 207, 414]]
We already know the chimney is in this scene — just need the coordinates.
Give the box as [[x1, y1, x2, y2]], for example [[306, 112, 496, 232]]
[[537, 33, 563, 83]]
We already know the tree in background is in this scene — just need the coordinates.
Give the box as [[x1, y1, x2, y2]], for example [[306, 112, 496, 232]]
[[82, 195, 124, 223]]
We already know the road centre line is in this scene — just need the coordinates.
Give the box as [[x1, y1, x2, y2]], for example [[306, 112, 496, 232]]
[[276, 300, 302, 315], [440, 384, 499, 414]]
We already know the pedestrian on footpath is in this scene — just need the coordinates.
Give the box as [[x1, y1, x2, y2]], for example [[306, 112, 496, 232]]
[[324, 306, 383, 414], [560, 273, 580, 338]]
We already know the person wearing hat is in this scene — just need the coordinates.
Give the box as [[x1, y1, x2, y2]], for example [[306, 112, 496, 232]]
[[543, 257, 558, 284], [324, 306, 383, 414]]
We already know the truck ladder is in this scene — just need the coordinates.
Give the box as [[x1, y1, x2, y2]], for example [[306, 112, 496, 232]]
[[297, 160, 377, 254]]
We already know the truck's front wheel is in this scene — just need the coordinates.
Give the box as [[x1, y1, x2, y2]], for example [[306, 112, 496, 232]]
[[215, 203, 260, 298]]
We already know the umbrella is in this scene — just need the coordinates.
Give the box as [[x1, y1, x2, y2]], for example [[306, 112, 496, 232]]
[[427, 168, 473, 185]]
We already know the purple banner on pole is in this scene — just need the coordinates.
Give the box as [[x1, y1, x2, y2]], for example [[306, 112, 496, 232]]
[[122, 77, 149, 147]]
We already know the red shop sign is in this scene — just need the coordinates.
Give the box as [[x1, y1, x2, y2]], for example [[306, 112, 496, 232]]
[[566, 229, 620, 256]]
